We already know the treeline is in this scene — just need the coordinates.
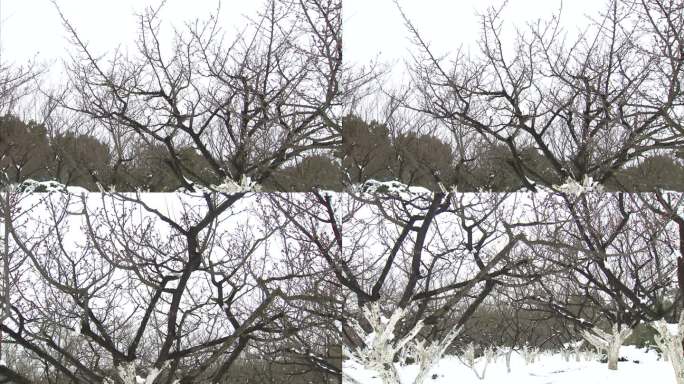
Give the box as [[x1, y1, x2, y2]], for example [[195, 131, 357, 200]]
[[0, 114, 339, 192], [4, 113, 682, 192]]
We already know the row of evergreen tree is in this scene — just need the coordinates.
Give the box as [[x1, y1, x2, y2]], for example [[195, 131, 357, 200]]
[[2, 114, 683, 192]]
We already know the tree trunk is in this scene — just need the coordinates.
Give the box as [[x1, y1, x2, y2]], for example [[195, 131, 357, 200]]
[[327, 344, 343, 384], [607, 346, 619, 370], [582, 323, 631, 371], [379, 363, 400, 384], [505, 349, 513, 373], [652, 313, 684, 384], [0, 191, 11, 364]]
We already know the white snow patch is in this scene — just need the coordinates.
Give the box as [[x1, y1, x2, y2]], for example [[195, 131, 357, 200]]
[[355, 179, 433, 196], [344, 346, 672, 384]]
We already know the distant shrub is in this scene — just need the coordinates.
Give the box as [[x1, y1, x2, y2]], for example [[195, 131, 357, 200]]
[[624, 324, 658, 349]]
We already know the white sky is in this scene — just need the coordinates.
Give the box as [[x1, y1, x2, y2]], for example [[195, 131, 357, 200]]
[[1, 0, 263, 68], [0, 0, 614, 113], [2, 0, 611, 67], [344, 0, 609, 82]]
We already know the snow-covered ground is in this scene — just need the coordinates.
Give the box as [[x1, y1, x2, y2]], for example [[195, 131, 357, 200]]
[[344, 346, 675, 384]]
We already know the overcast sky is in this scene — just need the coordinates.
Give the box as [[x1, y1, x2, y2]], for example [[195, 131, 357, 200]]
[[1, 0, 610, 84], [345, 0, 608, 82], [1, 0, 261, 67]]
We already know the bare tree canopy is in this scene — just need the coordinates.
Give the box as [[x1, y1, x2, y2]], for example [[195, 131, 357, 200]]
[[40, 0, 349, 192], [2, 0, 684, 382], [377, 0, 684, 191], [0, 191, 343, 383]]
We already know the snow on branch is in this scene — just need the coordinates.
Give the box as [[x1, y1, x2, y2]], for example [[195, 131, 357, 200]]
[[347, 302, 462, 384], [581, 323, 632, 370], [210, 175, 263, 193], [651, 312, 684, 384], [553, 175, 604, 196], [116, 361, 169, 384], [459, 343, 495, 380], [347, 303, 421, 384]]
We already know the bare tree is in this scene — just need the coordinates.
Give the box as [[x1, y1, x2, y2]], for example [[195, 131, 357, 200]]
[[0, 53, 42, 383], [399, 0, 684, 191], [0, 59, 36, 117], [52, 0, 347, 192], [0, 191, 340, 384], [0, 187, 38, 383], [269, 190, 534, 383], [0, 55, 42, 185], [523, 192, 679, 369]]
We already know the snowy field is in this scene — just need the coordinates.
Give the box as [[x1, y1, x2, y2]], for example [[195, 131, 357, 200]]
[[344, 346, 675, 384]]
